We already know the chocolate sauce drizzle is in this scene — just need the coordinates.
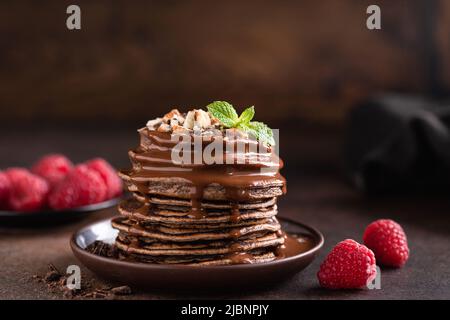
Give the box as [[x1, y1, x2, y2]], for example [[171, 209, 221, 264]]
[[126, 128, 286, 216], [121, 127, 313, 264]]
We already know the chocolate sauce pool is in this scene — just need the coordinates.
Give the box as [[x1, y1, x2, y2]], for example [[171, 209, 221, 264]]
[[275, 232, 316, 259]]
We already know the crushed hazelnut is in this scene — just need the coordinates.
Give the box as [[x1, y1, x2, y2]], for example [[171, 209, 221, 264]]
[[146, 118, 162, 130], [163, 109, 182, 123], [194, 110, 211, 128], [172, 124, 190, 134], [183, 110, 196, 130], [147, 108, 227, 136], [157, 123, 171, 132]]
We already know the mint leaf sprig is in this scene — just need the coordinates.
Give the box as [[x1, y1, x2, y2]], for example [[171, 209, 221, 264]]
[[206, 101, 275, 146]]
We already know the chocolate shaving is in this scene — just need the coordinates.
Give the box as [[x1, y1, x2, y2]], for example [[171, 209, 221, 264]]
[[110, 285, 132, 295], [85, 241, 118, 258], [44, 263, 62, 282]]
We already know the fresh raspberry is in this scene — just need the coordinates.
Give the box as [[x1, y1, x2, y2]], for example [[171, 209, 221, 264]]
[[363, 219, 409, 268], [0, 172, 11, 209], [85, 158, 122, 199], [317, 239, 377, 289], [48, 165, 107, 210], [32, 154, 73, 188], [5, 168, 50, 212]]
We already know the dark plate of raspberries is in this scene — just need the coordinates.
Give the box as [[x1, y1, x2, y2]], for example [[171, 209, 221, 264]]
[[0, 154, 123, 226]]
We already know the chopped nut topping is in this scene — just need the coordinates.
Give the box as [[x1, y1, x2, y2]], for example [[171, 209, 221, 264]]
[[146, 108, 229, 137], [183, 110, 196, 130], [163, 109, 183, 123], [157, 123, 171, 132], [146, 118, 162, 130], [172, 124, 190, 134], [194, 109, 211, 128]]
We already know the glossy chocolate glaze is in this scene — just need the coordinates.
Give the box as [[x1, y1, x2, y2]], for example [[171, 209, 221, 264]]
[[275, 232, 316, 259], [119, 127, 314, 265], [125, 128, 286, 214]]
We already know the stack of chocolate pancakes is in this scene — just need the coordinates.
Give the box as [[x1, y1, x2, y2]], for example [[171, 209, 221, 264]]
[[112, 109, 292, 266]]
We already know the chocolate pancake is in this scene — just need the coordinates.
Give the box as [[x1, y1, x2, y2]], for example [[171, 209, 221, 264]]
[[115, 232, 284, 256], [140, 205, 277, 218], [125, 218, 279, 235], [120, 171, 284, 201], [188, 252, 276, 266], [112, 216, 281, 242], [118, 199, 278, 225], [132, 192, 277, 210], [116, 233, 265, 249], [118, 250, 276, 265]]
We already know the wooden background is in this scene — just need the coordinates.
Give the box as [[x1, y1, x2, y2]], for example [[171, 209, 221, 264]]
[[0, 0, 448, 128]]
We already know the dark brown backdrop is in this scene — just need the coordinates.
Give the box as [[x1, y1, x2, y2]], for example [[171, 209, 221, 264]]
[[0, 0, 448, 127]]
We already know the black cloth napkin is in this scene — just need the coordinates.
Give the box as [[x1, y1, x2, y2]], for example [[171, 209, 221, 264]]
[[345, 94, 450, 194]]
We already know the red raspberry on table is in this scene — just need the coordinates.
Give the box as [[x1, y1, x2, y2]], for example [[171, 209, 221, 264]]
[[32, 154, 73, 188], [48, 165, 107, 210], [85, 158, 122, 199], [5, 168, 50, 212], [0, 172, 12, 209], [317, 239, 377, 289], [363, 219, 409, 268]]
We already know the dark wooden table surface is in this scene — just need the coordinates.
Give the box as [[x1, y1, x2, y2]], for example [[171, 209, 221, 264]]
[[1, 128, 449, 300]]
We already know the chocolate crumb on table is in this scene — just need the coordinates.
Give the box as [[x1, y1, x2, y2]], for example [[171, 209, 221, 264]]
[[33, 263, 132, 299]]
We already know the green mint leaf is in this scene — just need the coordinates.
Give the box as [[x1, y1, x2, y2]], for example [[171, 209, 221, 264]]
[[206, 101, 239, 128], [242, 121, 276, 146], [237, 106, 255, 125], [206, 101, 275, 146]]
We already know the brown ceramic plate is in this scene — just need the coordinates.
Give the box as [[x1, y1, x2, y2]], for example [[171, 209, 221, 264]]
[[70, 217, 323, 290], [0, 198, 121, 227]]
